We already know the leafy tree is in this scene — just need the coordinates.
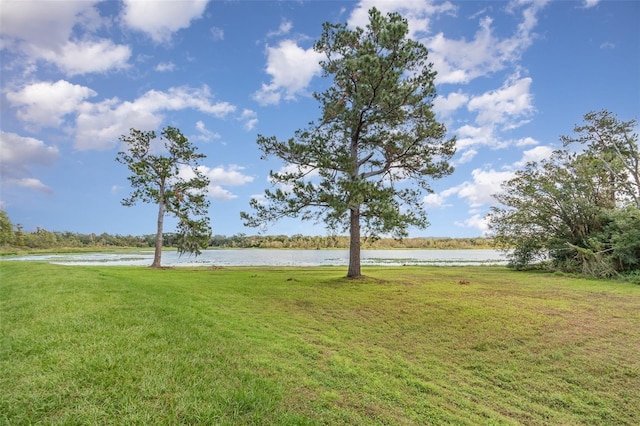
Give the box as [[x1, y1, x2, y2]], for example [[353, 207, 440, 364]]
[[488, 111, 640, 276], [488, 151, 605, 269], [27, 227, 58, 248], [14, 224, 24, 247], [562, 110, 639, 208], [242, 8, 455, 277], [600, 206, 640, 273], [116, 127, 211, 267], [0, 210, 15, 246]]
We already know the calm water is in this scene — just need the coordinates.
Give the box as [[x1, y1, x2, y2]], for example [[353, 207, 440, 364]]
[[6, 249, 506, 267]]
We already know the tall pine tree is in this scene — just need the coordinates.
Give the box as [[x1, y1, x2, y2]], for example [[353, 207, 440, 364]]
[[242, 8, 455, 277]]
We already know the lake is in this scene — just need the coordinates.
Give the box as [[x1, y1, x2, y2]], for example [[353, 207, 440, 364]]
[[5, 249, 507, 267]]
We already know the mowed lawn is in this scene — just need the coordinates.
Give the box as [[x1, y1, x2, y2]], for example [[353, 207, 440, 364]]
[[1, 262, 638, 425]]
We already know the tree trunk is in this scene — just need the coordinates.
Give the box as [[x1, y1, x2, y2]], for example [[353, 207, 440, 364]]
[[151, 200, 166, 268], [347, 205, 361, 278]]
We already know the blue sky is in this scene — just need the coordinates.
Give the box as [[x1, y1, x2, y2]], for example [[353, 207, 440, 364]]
[[1, 0, 638, 238]]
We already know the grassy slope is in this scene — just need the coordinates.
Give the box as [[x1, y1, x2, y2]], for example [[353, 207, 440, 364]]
[[1, 263, 638, 425]]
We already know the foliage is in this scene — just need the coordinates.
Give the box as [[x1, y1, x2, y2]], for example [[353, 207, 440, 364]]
[[489, 151, 609, 269], [0, 210, 14, 246], [242, 8, 455, 277], [561, 109, 640, 208], [0, 210, 493, 252], [488, 110, 639, 276], [0, 224, 494, 254], [116, 127, 211, 267], [210, 234, 493, 250], [602, 205, 640, 272], [2, 263, 639, 424]]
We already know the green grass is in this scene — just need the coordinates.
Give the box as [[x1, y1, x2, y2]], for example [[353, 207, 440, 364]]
[[1, 263, 639, 425]]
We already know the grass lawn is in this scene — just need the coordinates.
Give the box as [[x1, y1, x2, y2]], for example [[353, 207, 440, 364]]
[[1, 262, 639, 425]]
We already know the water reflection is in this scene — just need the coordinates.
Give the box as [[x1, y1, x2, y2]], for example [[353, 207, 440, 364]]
[[6, 249, 506, 267]]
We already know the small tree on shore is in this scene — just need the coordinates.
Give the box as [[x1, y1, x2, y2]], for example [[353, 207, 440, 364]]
[[117, 127, 211, 267]]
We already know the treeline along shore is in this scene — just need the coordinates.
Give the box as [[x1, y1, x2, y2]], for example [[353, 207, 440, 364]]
[[1, 226, 492, 252]]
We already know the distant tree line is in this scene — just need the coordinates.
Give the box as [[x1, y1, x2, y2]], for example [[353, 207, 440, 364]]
[[209, 234, 492, 250], [0, 212, 491, 251]]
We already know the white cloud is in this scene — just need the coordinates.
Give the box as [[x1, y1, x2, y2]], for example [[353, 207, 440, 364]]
[[448, 74, 536, 151], [156, 62, 176, 72], [423, 192, 449, 208], [455, 213, 489, 234], [0, 131, 59, 193], [253, 40, 323, 106], [178, 164, 254, 201], [448, 168, 515, 207], [244, 119, 258, 131], [203, 165, 254, 187], [206, 186, 237, 201], [456, 148, 478, 164], [75, 86, 236, 150], [0, 0, 101, 49], [0, 1, 131, 76], [455, 124, 497, 150], [193, 121, 220, 142], [0, 131, 59, 167], [238, 109, 258, 131], [210, 26, 224, 41], [467, 74, 535, 127], [427, 18, 493, 84], [512, 145, 553, 168], [267, 20, 293, 38], [426, 2, 546, 84], [583, 0, 600, 8], [9, 178, 53, 194], [6, 80, 97, 128], [515, 136, 539, 147], [76, 96, 159, 151], [134, 86, 235, 117], [253, 83, 282, 106], [121, 0, 209, 43], [35, 39, 131, 76], [348, 0, 456, 37], [433, 90, 469, 117], [7, 82, 240, 152]]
